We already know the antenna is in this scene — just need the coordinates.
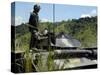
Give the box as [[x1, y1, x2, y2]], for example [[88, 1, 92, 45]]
[[53, 4, 55, 34]]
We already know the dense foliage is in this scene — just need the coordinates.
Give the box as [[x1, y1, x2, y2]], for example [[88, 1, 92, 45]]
[[14, 16, 97, 49]]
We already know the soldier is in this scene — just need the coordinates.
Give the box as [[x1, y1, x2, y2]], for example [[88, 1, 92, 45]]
[[28, 4, 40, 50]]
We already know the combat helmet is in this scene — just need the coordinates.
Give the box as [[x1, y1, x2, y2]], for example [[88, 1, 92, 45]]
[[33, 4, 40, 12]]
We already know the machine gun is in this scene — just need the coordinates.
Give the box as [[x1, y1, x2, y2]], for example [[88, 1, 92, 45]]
[[32, 46, 97, 60], [54, 48, 97, 60]]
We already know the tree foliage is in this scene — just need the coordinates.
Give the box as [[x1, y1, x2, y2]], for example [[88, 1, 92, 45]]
[[14, 16, 97, 48]]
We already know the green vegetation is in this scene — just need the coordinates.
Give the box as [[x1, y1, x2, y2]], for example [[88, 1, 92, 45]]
[[14, 16, 97, 48], [11, 16, 97, 72]]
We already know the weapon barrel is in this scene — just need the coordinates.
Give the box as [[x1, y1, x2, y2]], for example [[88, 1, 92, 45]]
[[54, 50, 97, 60]]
